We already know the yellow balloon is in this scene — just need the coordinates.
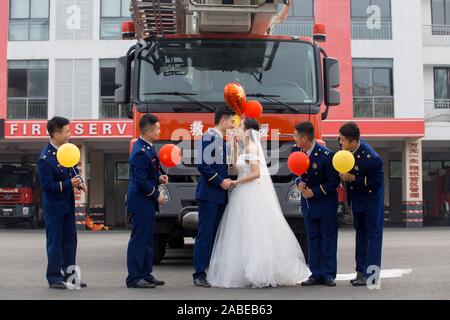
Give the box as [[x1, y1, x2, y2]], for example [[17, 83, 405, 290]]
[[56, 143, 81, 168], [332, 150, 355, 173]]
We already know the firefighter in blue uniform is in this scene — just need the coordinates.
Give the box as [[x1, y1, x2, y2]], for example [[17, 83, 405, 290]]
[[37, 117, 87, 289], [338, 122, 384, 287], [126, 114, 168, 289], [291, 122, 340, 287], [193, 106, 235, 287]]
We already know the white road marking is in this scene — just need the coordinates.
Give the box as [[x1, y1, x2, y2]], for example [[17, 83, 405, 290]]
[[336, 269, 413, 281]]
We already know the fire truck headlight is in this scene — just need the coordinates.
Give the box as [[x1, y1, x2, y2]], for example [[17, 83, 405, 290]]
[[287, 185, 302, 204], [158, 185, 172, 203], [23, 207, 30, 216]]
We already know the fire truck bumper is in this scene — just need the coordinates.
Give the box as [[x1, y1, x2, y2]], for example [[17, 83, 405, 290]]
[[0, 205, 34, 221]]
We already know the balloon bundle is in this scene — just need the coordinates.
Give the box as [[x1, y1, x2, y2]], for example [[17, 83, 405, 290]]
[[224, 83, 263, 119]]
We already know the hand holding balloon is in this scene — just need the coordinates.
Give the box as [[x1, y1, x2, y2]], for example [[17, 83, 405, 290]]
[[56, 143, 86, 192]]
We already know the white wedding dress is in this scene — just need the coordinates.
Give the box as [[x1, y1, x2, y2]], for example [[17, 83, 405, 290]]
[[207, 130, 311, 288]]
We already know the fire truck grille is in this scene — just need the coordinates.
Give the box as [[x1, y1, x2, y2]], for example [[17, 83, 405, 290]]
[[0, 193, 20, 203]]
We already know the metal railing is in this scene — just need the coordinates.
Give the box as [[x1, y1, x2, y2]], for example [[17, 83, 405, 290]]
[[422, 25, 450, 46], [272, 19, 314, 37], [100, 98, 130, 119], [425, 99, 450, 121], [7, 98, 48, 119], [353, 96, 394, 118], [351, 18, 392, 40]]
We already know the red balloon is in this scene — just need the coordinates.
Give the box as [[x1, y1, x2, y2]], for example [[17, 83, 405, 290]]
[[224, 83, 246, 115], [287, 151, 310, 176], [244, 100, 263, 119], [159, 144, 182, 168]]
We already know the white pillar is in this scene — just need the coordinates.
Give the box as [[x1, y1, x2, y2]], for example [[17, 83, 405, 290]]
[[401, 139, 424, 227]]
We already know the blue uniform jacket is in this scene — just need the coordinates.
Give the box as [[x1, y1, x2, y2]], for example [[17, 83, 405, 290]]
[[345, 140, 384, 214], [292, 142, 340, 219], [127, 138, 162, 215], [37, 142, 78, 216], [195, 128, 228, 205]]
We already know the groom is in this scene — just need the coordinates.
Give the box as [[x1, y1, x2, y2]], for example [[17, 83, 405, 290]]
[[292, 122, 340, 287], [193, 106, 235, 287]]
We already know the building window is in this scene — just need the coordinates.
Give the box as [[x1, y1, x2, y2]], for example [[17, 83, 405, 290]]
[[352, 58, 394, 118], [272, 0, 314, 37], [389, 161, 402, 179], [9, 0, 49, 41], [351, 0, 392, 40], [7, 60, 48, 120], [434, 67, 450, 100], [100, 60, 130, 118], [432, 0, 450, 25], [116, 162, 129, 180], [100, 0, 131, 40]]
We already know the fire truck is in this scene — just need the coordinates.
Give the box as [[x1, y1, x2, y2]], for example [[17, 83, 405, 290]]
[[0, 164, 40, 229], [115, 0, 340, 264]]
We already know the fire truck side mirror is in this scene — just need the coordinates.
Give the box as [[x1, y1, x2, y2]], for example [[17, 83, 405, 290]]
[[115, 55, 132, 104], [323, 57, 340, 107]]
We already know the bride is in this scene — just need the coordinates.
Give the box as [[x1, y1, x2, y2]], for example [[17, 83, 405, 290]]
[[207, 118, 311, 288]]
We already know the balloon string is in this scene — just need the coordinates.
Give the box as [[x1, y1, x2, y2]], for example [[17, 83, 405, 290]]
[[72, 167, 84, 184]]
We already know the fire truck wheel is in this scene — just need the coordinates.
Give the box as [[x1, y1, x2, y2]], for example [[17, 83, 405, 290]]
[[295, 232, 309, 264], [168, 237, 185, 249], [153, 234, 168, 265], [28, 217, 39, 229]]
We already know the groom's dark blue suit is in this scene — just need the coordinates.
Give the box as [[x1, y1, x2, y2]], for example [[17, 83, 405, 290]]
[[193, 128, 229, 280]]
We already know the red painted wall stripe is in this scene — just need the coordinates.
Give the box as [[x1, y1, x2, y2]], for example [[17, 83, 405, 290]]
[[315, 0, 353, 120]]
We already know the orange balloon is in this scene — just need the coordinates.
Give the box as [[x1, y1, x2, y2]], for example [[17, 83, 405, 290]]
[[224, 83, 246, 115], [159, 144, 182, 168], [244, 100, 263, 119], [288, 151, 310, 176]]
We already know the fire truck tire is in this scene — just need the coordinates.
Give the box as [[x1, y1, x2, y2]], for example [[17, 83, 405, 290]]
[[295, 232, 309, 264], [153, 234, 168, 265], [168, 236, 185, 249], [28, 217, 39, 229]]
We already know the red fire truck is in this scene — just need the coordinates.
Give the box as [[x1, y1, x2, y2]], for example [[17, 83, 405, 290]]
[[0, 165, 40, 229], [116, 0, 340, 263]]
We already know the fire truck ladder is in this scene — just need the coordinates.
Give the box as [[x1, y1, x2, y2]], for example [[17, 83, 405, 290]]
[[130, 0, 291, 38], [130, 0, 183, 38]]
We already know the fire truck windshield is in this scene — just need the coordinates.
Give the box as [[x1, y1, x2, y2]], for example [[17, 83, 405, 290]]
[[0, 169, 33, 188], [138, 39, 318, 110]]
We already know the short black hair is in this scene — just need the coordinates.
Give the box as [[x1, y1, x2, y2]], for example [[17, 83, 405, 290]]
[[139, 114, 159, 133], [47, 116, 70, 138], [244, 118, 261, 131], [214, 106, 235, 125], [294, 121, 314, 141], [339, 122, 360, 142]]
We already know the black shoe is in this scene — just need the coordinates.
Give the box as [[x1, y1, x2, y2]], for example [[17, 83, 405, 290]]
[[193, 277, 211, 288], [323, 279, 336, 287], [301, 278, 323, 287], [352, 278, 368, 287], [49, 281, 68, 290], [146, 277, 165, 286], [350, 272, 364, 284], [127, 279, 157, 289]]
